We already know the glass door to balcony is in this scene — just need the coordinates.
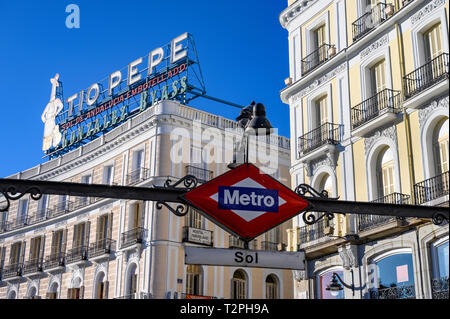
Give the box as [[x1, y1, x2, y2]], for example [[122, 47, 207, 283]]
[[431, 239, 449, 299], [423, 23, 443, 84], [370, 59, 387, 112]]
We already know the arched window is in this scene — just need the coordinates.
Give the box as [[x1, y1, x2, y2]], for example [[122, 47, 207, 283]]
[[94, 272, 107, 299], [232, 270, 247, 299], [7, 290, 17, 299], [369, 250, 416, 299], [376, 147, 394, 199], [125, 263, 138, 298], [433, 118, 449, 176], [316, 268, 344, 299], [186, 265, 202, 297], [27, 286, 37, 299], [47, 282, 59, 299], [265, 274, 279, 299]]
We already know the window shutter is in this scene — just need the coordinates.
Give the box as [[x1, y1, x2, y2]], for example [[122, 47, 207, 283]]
[[131, 274, 138, 294], [62, 229, 68, 254], [20, 241, 26, 265], [96, 216, 102, 242], [40, 235, 46, 262], [85, 221, 91, 247], [108, 213, 114, 240], [67, 288, 72, 299]]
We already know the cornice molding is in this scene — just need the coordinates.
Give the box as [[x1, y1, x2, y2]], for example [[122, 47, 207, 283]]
[[279, 0, 320, 29]]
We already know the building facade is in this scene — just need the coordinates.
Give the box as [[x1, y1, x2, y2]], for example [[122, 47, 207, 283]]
[[280, 0, 449, 299], [0, 100, 293, 299]]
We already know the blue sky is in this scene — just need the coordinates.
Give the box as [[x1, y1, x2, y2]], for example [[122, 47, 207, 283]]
[[0, 1, 290, 178]]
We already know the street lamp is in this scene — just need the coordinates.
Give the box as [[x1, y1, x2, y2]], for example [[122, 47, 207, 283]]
[[228, 101, 273, 169], [326, 271, 355, 297]]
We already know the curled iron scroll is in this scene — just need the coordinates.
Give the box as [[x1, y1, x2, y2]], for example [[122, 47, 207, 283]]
[[156, 201, 189, 217], [0, 186, 42, 212]]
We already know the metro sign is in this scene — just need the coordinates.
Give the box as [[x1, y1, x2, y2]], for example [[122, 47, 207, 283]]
[[183, 163, 310, 241]]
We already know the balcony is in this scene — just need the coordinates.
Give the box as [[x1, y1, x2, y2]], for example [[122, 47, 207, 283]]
[[89, 238, 116, 262], [115, 292, 153, 299], [298, 219, 330, 246], [3, 217, 27, 232], [126, 167, 150, 186], [301, 44, 336, 75], [297, 123, 341, 160], [66, 246, 89, 265], [43, 253, 65, 272], [352, 2, 390, 42], [414, 171, 449, 206], [369, 284, 415, 299], [2, 263, 22, 281], [186, 165, 213, 184], [351, 88, 401, 136], [49, 201, 74, 218], [358, 192, 410, 232], [22, 258, 44, 277], [403, 53, 449, 108], [26, 209, 49, 225], [180, 293, 217, 299], [432, 276, 449, 299], [120, 227, 146, 250]]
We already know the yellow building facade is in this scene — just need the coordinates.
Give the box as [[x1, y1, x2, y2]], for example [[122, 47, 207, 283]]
[[280, 0, 448, 299]]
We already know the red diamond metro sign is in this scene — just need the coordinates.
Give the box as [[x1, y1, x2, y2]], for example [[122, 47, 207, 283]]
[[182, 163, 310, 241]]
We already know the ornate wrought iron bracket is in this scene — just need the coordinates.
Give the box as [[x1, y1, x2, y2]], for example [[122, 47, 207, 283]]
[[295, 184, 345, 226], [153, 175, 199, 217], [1, 187, 42, 212]]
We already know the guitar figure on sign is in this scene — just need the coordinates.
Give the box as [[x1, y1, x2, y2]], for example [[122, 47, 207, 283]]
[[42, 73, 64, 151]]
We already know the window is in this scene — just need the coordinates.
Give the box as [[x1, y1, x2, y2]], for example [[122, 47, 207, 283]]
[[265, 275, 279, 299], [132, 149, 144, 174], [73, 222, 89, 248], [431, 239, 449, 280], [186, 207, 203, 229], [313, 24, 327, 63], [9, 242, 22, 265], [51, 229, 66, 257], [370, 59, 386, 96], [103, 165, 114, 185], [423, 23, 442, 61], [370, 251, 416, 299], [186, 265, 202, 296], [37, 195, 48, 219], [17, 198, 28, 224], [376, 147, 395, 198], [232, 270, 247, 299], [96, 214, 112, 241], [316, 95, 328, 127], [316, 269, 344, 299], [29, 236, 44, 262], [433, 118, 449, 175], [129, 202, 143, 230]]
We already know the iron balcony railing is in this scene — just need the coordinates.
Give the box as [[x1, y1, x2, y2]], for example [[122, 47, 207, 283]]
[[351, 88, 401, 130], [432, 276, 449, 299], [358, 192, 410, 231], [414, 171, 449, 205], [298, 123, 341, 156], [89, 238, 116, 258], [126, 167, 150, 186], [43, 252, 65, 270], [186, 165, 213, 184], [49, 201, 74, 218], [22, 258, 44, 275], [298, 219, 329, 244], [180, 293, 218, 299], [65, 245, 89, 264], [26, 209, 49, 225], [3, 217, 27, 232], [369, 284, 415, 299], [352, 2, 388, 42], [114, 292, 152, 299], [2, 263, 22, 279], [301, 44, 336, 75], [121, 227, 146, 249], [404, 53, 449, 99]]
